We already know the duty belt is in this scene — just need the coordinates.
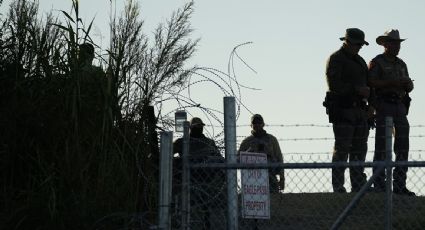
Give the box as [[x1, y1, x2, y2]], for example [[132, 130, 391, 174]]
[[338, 98, 367, 109], [324, 92, 367, 109]]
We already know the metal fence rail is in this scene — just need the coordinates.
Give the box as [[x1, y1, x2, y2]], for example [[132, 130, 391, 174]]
[[157, 98, 425, 230], [162, 146, 425, 229], [170, 160, 425, 230]]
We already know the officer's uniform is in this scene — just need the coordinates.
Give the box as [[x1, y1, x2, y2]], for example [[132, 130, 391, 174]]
[[326, 46, 369, 193], [239, 131, 284, 193], [369, 54, 413, 191]]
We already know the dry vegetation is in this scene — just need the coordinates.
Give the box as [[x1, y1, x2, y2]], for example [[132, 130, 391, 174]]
[[0, 0, 198, 229]]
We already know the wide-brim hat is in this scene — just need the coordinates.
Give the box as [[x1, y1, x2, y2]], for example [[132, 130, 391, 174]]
[[190, 117, 205, 127], [339, 28, 369, 46], [376, 29, 406, 45]]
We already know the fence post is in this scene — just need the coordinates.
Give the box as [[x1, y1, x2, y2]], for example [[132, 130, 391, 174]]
[[224, 97, 238, 230], [385, 116, 393, 230], [158, 131, 173, 230], [181, 121, 191, 230]]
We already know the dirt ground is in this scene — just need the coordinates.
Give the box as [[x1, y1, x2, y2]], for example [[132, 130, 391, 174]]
[[238, 192, 425, 230]]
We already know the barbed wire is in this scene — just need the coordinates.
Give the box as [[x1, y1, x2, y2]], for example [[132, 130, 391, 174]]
[[157, 42, 259, 140], [282, 149, 425, 155], [205, 123, 425, 128], [278, 135, 425, 142], [173, 123, 425, 139], [232, 134, 425, 142], [227, 146, 424, 157]]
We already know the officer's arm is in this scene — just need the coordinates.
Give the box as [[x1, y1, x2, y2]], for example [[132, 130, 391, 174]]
[[326, 55, 353, 94], [211, 140, 222, 158], [212, 141, 219, 156], [271, 136, 284, 170], [272, 136, 285, 191], [405, 80, 414, 93], [238, 139, 248, 153], [404, 65, 414, 92], [273, 137, 283, 164]]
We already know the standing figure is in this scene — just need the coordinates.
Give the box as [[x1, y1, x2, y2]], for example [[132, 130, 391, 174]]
[[78, 43, 95, 68], [239, 114, 285, 193], [173, 117, 225, 229], [368, 29, 415, 196], [324, 28, 372, 193], [76, 43, 107, 144]]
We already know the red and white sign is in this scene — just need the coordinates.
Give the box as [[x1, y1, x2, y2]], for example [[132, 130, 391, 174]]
[[240, 152, 270, 219]]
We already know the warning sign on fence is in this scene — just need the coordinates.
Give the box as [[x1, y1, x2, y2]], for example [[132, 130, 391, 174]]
[[240, 152, 270, 219]]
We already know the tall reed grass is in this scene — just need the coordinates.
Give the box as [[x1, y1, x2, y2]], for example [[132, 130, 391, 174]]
[[0, 0, 198, 229]]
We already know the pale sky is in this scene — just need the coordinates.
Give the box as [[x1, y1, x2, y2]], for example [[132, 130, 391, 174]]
[[2, 0, 425, 160]]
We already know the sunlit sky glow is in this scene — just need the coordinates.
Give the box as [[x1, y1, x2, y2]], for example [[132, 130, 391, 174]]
[[2, 0, 425, 157]]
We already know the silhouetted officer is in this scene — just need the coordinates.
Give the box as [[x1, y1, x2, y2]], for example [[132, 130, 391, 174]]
[[325, 28, 373, 193], [368, 29, 415, 196]]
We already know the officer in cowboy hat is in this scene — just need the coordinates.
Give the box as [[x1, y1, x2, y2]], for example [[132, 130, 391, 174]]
[[368, 29, 415, 196], [324, 28, 373, 193]]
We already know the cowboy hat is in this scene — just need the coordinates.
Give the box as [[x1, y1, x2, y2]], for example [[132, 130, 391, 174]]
[[339, 28, 369, 45], [376, 29, 406, 45]]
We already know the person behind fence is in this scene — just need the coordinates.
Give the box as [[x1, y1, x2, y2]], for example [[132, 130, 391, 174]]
[[238, 114, 285, 193], [324, 28, 373, 193], [78, 42, 105, 80], [77, 43, 107, 145], [173, 117, 225, 229], [368, 29, 415, 196]]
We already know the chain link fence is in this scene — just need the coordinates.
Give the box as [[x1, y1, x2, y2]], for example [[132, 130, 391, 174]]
[[160, 120, 425, 229], [169, 156, 425, 229]]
